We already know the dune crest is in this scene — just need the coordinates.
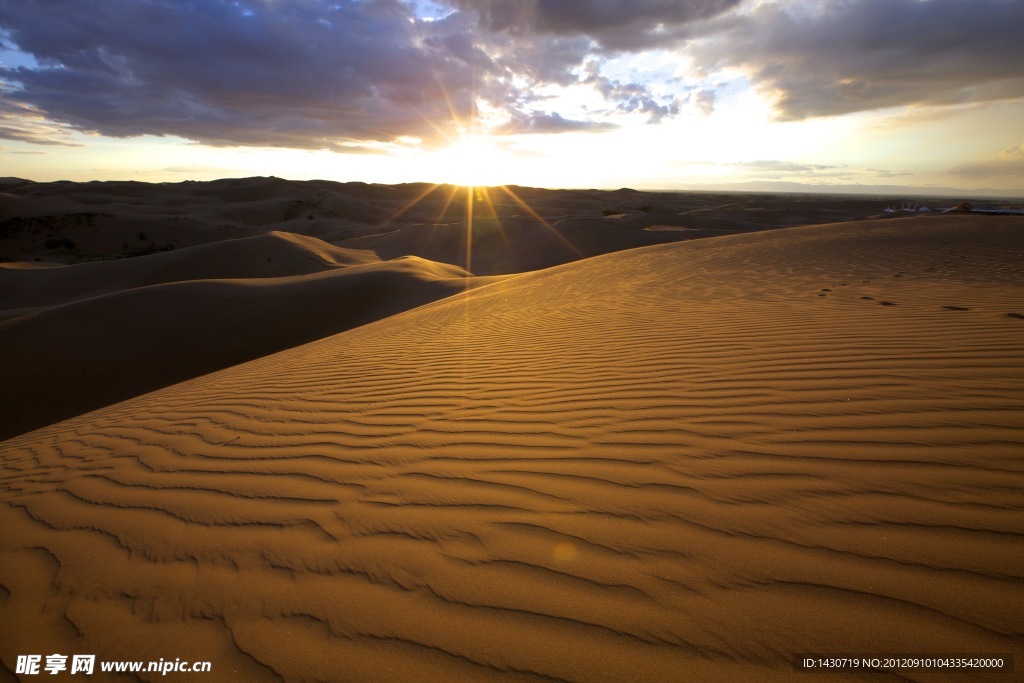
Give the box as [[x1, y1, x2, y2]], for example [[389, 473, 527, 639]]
[[0, 231, 380, 312], [337, 215, 675, 274]]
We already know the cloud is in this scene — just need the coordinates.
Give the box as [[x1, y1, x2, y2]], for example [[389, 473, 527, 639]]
[[5, 0, 1015, 156], [737, 160, 838, 174], [580, 61, 682, 122], [0, 0, 719, 150], [0, 0, 493, 150], [156, 165, 241, 175], [693, 88, 716, 115], [867, 168, 913, 179], [689, 0, 1024, 120], [951, 143, 1024, 178], [493, 110, 617, 134], [0, 96, 82, 145], [447, 0, 743, 50], [724, 159, 915, 182]]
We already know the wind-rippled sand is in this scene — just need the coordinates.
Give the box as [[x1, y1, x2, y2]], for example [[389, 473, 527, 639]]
[[2, 216, 1022, 681]]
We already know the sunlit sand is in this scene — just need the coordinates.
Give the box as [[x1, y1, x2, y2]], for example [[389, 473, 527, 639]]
[[1, 178, 1022, 681]]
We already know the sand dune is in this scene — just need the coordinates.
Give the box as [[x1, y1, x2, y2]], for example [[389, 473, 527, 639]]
[[337, 216, 675, 274], [8, 176, 977, 268], [0, 230, 478, 440], [2, 214, 1021, 681], [0, 231, 379, 312], [0, 247, 496, 441]]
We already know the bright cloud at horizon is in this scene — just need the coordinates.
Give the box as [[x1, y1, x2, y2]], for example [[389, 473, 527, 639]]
[[1, 0, 1022, 192]]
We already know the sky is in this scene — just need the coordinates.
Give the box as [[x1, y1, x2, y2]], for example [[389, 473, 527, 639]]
[[0, 0, 1022, 193]]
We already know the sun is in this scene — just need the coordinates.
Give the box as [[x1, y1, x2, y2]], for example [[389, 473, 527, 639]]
[[433, 134, 505, 187]]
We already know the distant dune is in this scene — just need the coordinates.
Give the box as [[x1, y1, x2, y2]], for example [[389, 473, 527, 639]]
[[0, 231, 499, 441], [337, 216, 676, 274], [8, 176, 1012, 268], [2, 214, 1021, 681], [0, 231, 380, 312]]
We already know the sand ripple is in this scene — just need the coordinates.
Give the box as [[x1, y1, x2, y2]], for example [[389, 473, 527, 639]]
[[2, 217, 1023, 681]]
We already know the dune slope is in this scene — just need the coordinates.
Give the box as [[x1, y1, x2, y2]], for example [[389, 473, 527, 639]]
[[337, 215, 675, 274], [0, 231, 379, 312], [1, 215, 1022, 681], [0, 255, 491, 441]]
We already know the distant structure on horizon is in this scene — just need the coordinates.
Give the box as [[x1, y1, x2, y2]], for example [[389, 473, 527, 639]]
[[883, 201, 930, 213]]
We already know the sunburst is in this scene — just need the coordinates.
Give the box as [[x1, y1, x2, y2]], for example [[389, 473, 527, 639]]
[[372, 61, 585, 281], [434, 134, 503, 189]]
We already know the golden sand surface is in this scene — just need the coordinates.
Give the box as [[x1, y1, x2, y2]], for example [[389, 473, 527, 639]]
[[1, 209, 1023, 681]]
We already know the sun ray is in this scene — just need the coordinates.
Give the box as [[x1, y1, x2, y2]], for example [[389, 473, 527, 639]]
[[375, 182, 441, 228], [403, 17, 468, 149], [435, 183, 461, 222], [477, 186, 514, 273], [464, 184, 474, 280], [498, 185, 586, 260], [429, 42, 471, 144]]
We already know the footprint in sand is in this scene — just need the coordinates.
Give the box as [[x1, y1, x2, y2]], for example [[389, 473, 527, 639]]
[[942, 306, 969, 311]]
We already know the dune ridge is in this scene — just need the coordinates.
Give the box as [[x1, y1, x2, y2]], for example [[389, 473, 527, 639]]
[[0, 231, 380, 312], [336, 216, 676, 274], [1, 216, 1023, 681], [0, 231, 500, 441]]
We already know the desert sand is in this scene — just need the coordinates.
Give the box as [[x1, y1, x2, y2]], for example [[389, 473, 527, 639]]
[[1, 178, 1023, 681]]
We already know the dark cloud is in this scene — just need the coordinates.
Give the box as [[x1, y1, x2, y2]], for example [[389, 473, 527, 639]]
[[6, 0, 1013, 155], [447, 0, 743, 50], [493, 110, 617, 134], [689, 0, 1024, 120], [494, 34, 594, 90], [0, 0, 493, 150], [0, 0, 707, 150]]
